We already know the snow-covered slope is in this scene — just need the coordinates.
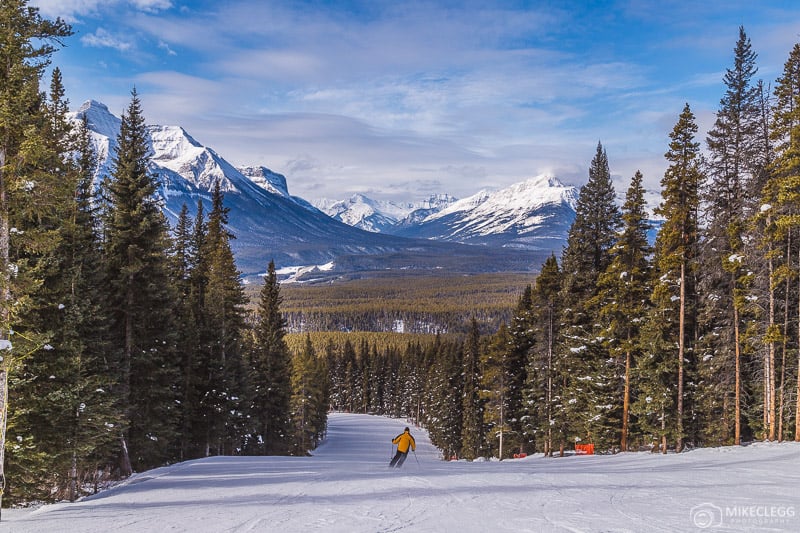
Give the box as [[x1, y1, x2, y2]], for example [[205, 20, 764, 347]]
[[389, 174, 578, 250], [6, 413, 800, 532]]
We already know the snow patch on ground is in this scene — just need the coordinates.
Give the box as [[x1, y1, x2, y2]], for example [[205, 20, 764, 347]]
[[273, 262, 335, 283]]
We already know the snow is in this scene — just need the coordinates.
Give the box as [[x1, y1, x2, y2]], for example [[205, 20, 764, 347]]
[[3, 413, 800, 532], [426, 174, 577, 229], [314, 194, 458, 231], [276, 262, 336, 283], [238, 166, 292, 198]]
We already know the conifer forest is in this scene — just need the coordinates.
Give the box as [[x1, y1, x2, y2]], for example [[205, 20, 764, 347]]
[[3, 2, 800, 506]]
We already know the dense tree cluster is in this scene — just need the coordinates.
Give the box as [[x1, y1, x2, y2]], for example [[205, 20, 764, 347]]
[[277, 273, 526, 335], [0, 2, 327, 506], [324, 28, 800, 460]]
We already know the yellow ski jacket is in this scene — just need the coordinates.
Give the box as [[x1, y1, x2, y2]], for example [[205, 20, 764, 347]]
[[392, 430, 416, 453]]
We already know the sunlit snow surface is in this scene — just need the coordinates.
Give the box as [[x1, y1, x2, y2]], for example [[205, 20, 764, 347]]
[[3, 413, 800, 532]]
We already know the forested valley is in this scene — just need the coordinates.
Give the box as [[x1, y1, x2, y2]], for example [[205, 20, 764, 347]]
[[4, 1, 800, 509]]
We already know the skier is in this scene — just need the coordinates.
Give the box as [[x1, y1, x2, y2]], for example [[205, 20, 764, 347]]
[[389, 427, 416, 467]]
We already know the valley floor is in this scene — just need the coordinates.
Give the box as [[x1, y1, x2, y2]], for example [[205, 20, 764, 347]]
[[2, 413, 799, 532]]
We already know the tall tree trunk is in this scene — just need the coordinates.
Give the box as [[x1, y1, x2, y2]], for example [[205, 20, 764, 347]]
[[677, 262, 686, 452], [796, 243, 800, 441], [766, 240, 775, 440], [0, 145, 9, 518], [119, 434, 132, 478], [734, 296, 741, 445], [779, 254, 790, 442], [621, 341, 631, 452], [546, 304, 553, 457], [120, 273, 134, 476]]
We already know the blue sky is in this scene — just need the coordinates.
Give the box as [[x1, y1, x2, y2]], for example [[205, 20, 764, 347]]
[[30, 0, 800, 205]]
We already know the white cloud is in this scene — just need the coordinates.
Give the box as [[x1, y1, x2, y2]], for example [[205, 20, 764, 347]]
[[31, 0, 103, 21], [131, 0, 172, 13], [32, 0, 171, 21], [81, 28, 132, 51], [158, 40, 177, 56]]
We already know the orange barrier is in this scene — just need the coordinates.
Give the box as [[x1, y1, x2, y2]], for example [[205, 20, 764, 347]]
[[512, 453, 527, 459], [575, 443, 595, 455]]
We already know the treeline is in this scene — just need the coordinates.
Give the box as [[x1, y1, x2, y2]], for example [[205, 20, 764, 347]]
[[323, 29, 800, 459], [0, 3, 327, 505], [321, 326, 499, 460], [277, 273, 528, 334]]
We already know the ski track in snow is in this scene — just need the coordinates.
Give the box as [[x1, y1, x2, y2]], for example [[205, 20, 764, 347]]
[[2, 412, 800, 532]]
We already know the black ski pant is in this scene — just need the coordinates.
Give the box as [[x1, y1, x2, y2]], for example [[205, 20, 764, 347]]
[[389, 449, 408, 467]]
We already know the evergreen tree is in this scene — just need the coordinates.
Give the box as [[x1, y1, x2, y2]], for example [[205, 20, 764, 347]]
[[767, 43, 800, 441], [0, 0, 71, 505], [9, 70, 120, 503], [248, 261, 292, 455], [523, 255, 563, 456], [559, 142, 622, 449], [103, 90, 180, 472], [699, 27, 760, 446], [200, 183, 248, 455], [5, 64, 76, 501], [645, 104, 703, 452], [290, 334, 328, 453], [481, 323, 512, 458], [511, 285, 537, 447], [594, 171, 652, 451], [747, 79, 776, 444], [60, 116, 120, 499], [461, 317, 484, 459], [502, 286, 533, 455], [171, 203, 196, 459], [423, 339, 463, 459]]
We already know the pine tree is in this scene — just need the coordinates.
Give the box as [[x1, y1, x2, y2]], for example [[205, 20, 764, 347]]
[[199, 182, 248, 455], [767, 43, 800, 441], [502, 286, 533, 456], [103, 90, 180, 472], [248, 261, 292, 455], [594, 171, 652, 451], [461, 317, 484, 459], [423, 339, 462, 459], [481, 323, 511, 458], [5, 64, 76, 501], [699, 27, 760, 446], [8, 69, 121, 503], [0, 0, 71, 506], [171, 203, 196, 459], [341, 339, 358, 413], [559, 142, 621, 449], [290, 334, 328, 453], [511, 285, 536, 446], [746, 79, 776, 444], [648, 104, 703, 452]]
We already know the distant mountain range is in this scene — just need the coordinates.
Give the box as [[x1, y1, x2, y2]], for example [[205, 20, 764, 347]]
[[313, 194, 458, 234], [315, 176, 578, 251], [74, 100, 577, 281]]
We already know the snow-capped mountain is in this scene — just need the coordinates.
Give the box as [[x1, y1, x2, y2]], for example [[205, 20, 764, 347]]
[[73, 100, 541, 278], [314, 194, 457, 233], [387, 175, 578, 250]]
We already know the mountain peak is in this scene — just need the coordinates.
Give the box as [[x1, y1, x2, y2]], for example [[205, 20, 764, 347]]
[[389, 174, 577, 249], [238, 166, 291, 198], [74, 99, 121, 140]]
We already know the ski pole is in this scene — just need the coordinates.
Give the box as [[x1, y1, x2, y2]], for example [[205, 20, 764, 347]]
[[413, 450, 420, 467]]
